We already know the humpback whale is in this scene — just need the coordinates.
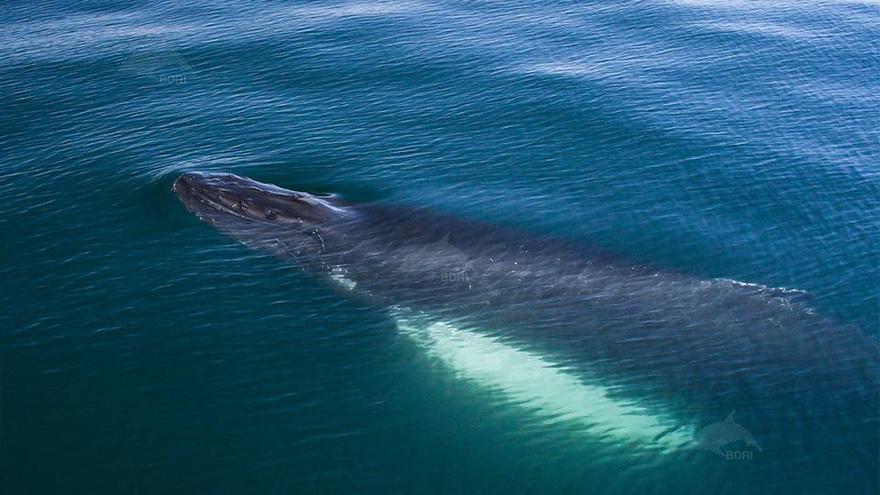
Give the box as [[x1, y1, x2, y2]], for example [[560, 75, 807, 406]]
[[173, 171, 878, 459]]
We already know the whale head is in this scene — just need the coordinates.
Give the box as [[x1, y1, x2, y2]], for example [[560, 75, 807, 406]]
[[173, 172, 350, 262]]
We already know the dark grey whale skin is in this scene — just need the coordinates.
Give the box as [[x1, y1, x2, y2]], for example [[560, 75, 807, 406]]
[[174, 172, 878, 463]]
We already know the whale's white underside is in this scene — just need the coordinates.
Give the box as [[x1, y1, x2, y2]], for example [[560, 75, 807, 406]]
[[326, 269, 695, 453]]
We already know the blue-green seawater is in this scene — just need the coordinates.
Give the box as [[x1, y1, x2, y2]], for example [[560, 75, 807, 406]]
[[1, 1, 878, 494]]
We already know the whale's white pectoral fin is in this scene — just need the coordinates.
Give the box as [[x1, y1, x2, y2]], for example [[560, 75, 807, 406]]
[[391, 310, 694, 453]]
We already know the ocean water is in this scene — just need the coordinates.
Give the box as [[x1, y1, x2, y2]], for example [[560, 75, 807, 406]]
[[1, 1, 879, 494]]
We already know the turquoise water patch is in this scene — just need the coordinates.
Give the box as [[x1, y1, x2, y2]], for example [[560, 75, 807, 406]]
[[1, 0, 878, 493]]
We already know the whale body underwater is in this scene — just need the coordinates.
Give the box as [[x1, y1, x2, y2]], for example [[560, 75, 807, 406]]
[[174, 172, 878, 461]]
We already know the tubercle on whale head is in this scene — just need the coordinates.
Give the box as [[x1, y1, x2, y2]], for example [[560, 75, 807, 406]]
[[173, 171, 347, 227]]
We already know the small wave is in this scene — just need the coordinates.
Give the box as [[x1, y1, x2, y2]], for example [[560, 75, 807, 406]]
[[694, 20, 828, 41], [710, 277, 813, 304]]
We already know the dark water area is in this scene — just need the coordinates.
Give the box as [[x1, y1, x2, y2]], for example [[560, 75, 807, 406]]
[[2, 1, 879, 494]]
